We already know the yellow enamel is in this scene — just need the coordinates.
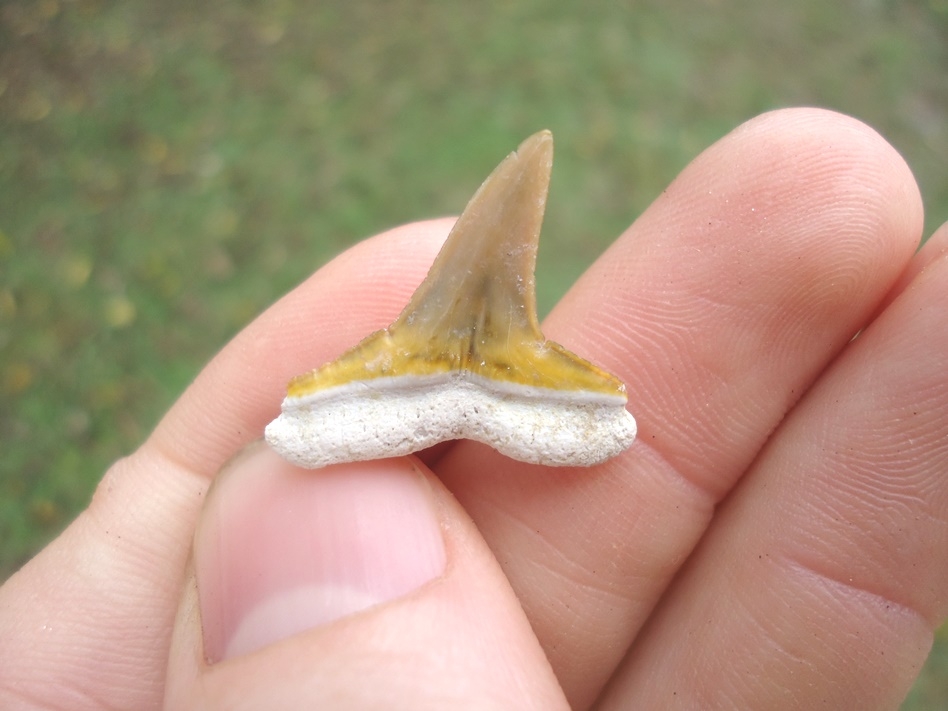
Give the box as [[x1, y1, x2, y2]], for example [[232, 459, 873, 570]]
[[287, 131, 627, 401]]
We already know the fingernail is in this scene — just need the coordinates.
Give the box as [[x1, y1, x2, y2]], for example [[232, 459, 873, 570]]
[[195, 443, 446, 663]]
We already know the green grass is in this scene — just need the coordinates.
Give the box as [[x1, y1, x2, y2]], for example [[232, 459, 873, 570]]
[[2, 0, 947, 706]]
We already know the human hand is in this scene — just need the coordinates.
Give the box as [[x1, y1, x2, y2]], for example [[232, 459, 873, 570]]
[[1, 108, 946, 710]]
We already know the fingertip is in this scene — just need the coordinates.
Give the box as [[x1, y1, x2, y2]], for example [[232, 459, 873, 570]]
[[750, 107, 923, 240], [696, 108, 923, 252]]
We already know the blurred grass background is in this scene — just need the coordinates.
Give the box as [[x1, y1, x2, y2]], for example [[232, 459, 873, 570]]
[[1, 0, 946, 705]]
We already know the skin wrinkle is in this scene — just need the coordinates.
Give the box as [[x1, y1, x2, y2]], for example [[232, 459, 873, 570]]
[[635, 303, 784, 486], [152, 373, 275, 480], [553, 304, 639, 369], [0, 687, 59, 711], [88, 453, 205, 575], [825, 438, 944, 506], [788, 480, 945, 624], [581, 305, 696, 419], [517, 512, 635, 612], [469, 470, 625, 591], [575, 320, 628, 368], [778, 549, 932, 632], [775, 497, 943, 644], [748, 590, 887, 708], [821, 468, 930, 527], [718, 576, 815, 704], [499, 447, 715, 582], [521, 550, 630, 629], [9, 609, 142, 711], [518, 568, 638, 695], [776, 567, 930, 707]]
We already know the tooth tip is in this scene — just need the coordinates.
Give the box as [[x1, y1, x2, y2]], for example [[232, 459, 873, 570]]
[[516, 129, 553, 164], [522, 128, 553, 145]]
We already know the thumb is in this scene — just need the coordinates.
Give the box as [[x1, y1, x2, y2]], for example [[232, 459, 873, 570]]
[[164, 443, 567, 710]]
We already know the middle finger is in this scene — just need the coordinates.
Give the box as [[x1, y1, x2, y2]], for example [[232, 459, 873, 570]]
[[435, 109, 923, 708]]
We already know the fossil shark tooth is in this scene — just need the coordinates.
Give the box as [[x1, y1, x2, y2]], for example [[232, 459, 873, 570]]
[[265, 130, 636, 468]]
